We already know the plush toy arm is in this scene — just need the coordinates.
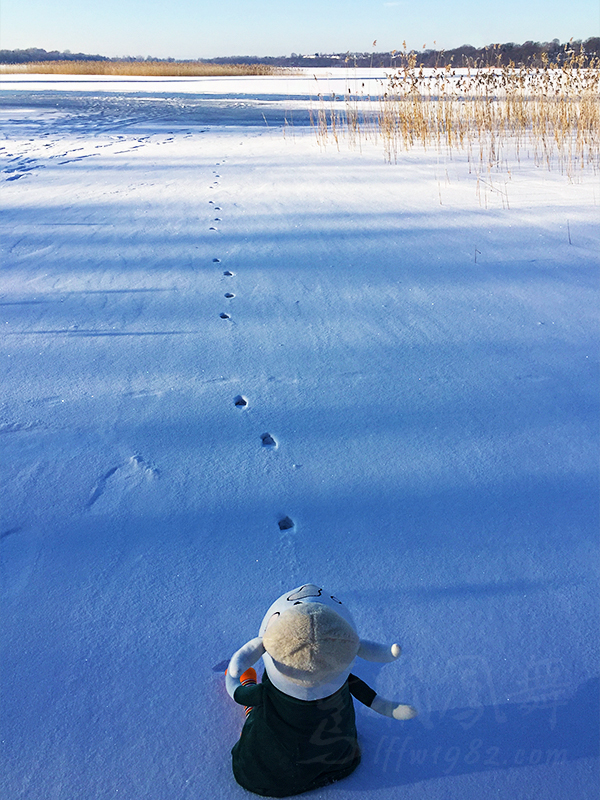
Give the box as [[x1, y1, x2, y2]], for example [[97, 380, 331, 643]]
[[371, 696, 418, 720], [357, 640, 402, 662], [225, 669, 241, 700], [348, 674, 417, 720], [228, 637, 265, 679]]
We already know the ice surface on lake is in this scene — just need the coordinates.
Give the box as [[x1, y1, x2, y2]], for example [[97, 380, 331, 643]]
[[1, 74, 598, 799]]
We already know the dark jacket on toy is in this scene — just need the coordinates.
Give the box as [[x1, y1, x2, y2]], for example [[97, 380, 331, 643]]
[[232, 672, 376, 797]]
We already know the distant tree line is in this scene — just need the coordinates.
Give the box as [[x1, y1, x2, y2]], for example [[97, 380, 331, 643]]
[[0, 47, 109, 63], [251, 38, 600, 67], [2, 38, 599, 67], [405, 37, 600, 68]]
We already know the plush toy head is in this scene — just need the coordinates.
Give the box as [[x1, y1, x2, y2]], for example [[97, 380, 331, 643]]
[[258, 584, 360, 701]]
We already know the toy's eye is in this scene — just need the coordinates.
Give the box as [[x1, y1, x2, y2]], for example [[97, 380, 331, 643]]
[[293, 601, 303, 605], [287, 584, 322, 601], [265, 612, 280, 630]]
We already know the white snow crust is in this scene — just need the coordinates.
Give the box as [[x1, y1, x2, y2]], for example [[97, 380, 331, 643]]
[[1, 73, 598, 800]]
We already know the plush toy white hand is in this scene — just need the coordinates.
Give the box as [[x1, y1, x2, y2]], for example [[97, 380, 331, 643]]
[[228, 637, 265, 679], [371, 696, 417, 720], [358, 640, 402, 662]]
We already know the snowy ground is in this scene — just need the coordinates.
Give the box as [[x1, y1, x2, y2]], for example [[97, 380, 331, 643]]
[[1, 73, 598, 800]]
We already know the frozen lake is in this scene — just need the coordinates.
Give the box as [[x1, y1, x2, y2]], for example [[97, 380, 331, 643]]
[[1, 73, 598, 800]]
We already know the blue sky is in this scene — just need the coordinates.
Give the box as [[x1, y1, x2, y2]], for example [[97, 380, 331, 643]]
[[1, 0, 598, 58]]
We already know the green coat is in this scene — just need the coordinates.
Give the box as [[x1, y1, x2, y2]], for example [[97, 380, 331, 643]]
[[231, 672, 376, 797]]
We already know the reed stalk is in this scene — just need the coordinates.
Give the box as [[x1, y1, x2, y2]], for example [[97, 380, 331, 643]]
[[314, 46, 599, 179]]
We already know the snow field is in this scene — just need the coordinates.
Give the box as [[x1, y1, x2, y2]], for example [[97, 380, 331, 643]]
[[0, 78, 598, 799]]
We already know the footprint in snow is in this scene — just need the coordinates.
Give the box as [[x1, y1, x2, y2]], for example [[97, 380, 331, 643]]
[[224, 292, 235, 298], [87, 465, 119, 507], [278, 516, 295, 532], [223, 270, 234, 277], [0, 421, 39, 434], [261, 433, 277, 449], [212, 258, 221, 263], [0, 526, 22, 541], [220, 312, 230, 319], [234, 395, 248, 408], [87, 455, 158, 509], [209, 226, 218, 231]]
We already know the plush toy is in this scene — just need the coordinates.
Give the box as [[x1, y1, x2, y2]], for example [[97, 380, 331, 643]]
[[225, 583, 417, 797]]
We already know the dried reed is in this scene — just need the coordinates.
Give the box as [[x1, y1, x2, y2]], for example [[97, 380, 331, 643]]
[[2, 60, 281, 77], [314, 46, 600, 180]]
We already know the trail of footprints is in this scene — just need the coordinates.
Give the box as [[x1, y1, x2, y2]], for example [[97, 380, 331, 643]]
[[210, 161, 295, 534], [1, 132, 183, 182], [79, 156, 294, 530], [209, 169, 234, 319]]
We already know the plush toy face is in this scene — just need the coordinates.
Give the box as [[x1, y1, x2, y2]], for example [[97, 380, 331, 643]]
[[259, 584, 357, 636], [258, 584, 359, 702]]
